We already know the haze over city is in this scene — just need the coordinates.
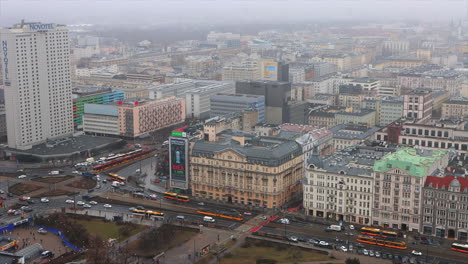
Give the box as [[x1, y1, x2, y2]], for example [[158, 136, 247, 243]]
[[1, 0, 468, 264]]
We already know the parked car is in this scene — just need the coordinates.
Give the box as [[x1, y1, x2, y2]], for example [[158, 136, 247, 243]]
[[76, 201, 85, 206], [340, 246, 348, 252], [319, 241, 329, 246], [363, 249, 369, 256], [369, 250, 375, 257], [65, 200, 74, 204], [154, 179, 161, 183], [18, 175, 27, 179], [244, 211, 252, 215], [103, 204, 112, 208], [0, 196, 6, 200], [7, 210, 16, 215], [288, 236, 298, 242], [38, 228, 48, 234], [19, 196, 30, 201], [259, 215, 267, 220], [175, 215, 185, 221], [83, 204, 91, 208], [279, 218, 290, 224], [41, 250, 54, 258], [308, 238, 320, 245], [411, 250, 422, 256], [297, 237, 308, 242], [89, 201, 98, 205], [0, 189, 4, 194], [40, 197, 49, 203], [375, 251, 381, 258]]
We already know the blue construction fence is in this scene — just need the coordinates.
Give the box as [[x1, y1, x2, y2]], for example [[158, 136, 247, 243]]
[[35, 225, 82, 251], [0, 218, 32, 235]]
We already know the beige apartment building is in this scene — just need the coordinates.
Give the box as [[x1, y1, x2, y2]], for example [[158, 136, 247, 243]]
[[190, 132, 303, 208], [304, 145, 395, 225], [442, 99, 468, 119]]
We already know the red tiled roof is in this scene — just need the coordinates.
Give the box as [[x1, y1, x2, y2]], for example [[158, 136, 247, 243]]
[[424, 175, 468, 191]]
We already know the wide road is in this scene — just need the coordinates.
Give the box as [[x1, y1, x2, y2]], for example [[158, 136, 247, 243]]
[[259, 217, 467, 264]]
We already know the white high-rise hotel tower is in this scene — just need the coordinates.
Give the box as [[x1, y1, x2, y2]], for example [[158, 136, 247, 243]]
[[1, 21, 73, 150]]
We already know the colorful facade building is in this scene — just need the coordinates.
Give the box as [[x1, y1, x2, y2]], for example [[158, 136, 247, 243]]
[[73, 89, 124, 128]]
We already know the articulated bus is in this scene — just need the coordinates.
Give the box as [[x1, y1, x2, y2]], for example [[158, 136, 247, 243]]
[[132, 209, 165, 217], [163, 192, 190, 202], [93, 149, 153, 172], [451, 243, 468, 253], [196, 210, 244, 222], [360, 227, 398, 238], [108, 173, 127, 183], [356, 235, 407, 250]]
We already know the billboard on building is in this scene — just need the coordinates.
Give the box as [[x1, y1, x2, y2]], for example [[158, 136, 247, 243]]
[[169, 136, 189, 190], [263, 62, 278, 80]]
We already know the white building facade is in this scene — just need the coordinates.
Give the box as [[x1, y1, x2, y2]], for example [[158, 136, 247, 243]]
[[0, 22, 73, 149]]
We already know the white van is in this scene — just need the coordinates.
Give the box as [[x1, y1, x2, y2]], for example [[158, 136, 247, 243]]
[[203, 216, 215, 223], [176, 215, 185, 221]]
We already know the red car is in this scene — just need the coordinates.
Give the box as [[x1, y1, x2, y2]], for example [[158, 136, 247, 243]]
[[19, 196, 27, 201], [154, 179, 161, 183], [0, 196, 6, 200], [7, 209, 16, 215]]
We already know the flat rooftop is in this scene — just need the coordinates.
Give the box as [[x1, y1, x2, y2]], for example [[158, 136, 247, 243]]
[[7, 135, 122, 158]]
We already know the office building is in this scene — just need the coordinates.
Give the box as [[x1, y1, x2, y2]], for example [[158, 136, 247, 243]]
[[335, 109, 376, 127], [222, 65, 259, 81], [403, 90, 433, 123], [190, 131, 303, 208], [331, 124, 381, 151], [83, 96, 185, 138], [259, 59, 289, 82], [72, 87, 125, 128], [372, 147, 449, 232], [185, 84, 235, 119], [210, 93, 265, 123], [0, 21, 73, 150], [203, 110, 259, 142], [235, 80, 291, 124], [398, 70, 463, 96]]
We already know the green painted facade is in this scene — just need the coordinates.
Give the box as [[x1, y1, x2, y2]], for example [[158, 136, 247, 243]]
[[373, 147, 447, 177], [73, 91, 125, 127]]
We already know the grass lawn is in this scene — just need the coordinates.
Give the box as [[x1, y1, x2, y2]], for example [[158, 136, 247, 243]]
[[32, 175, 73, 184], [127, 228, 197, 257], [74, 218, 145, 241], [219, 245, 330, 264]]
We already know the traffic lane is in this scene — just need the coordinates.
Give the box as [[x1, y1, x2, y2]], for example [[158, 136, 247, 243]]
[[55, 202, 242, 229], [261, 224, 467, 264], [116, 157, 156, 178]]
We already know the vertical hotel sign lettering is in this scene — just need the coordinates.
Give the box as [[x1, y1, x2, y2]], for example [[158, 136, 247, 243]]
[[2, 40, 8, 82]]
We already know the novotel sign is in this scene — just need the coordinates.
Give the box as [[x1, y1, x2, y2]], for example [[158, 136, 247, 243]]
[[2, 40, 8, 81], [29, 23, 55, 31]]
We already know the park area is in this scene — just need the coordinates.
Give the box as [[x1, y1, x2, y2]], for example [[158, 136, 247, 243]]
[[66, 176, 96, 189], [9, 183, 42, 195], [199, 238, 331, 264], [74, 216, 146, 242], [32, 175, 73, 184], [126, 224, 198, 258]]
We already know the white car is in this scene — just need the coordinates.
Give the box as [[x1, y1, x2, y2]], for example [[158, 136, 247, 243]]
[[83, 204, 91, 208], [288, 236, 298, 242], [18, 175, 27, 179], [89, 201, 98, 205], [349, 225, 355, 230], [279, 218, 290, 224], [65, 200, 74, 204], [103, 204, 112, 208], [340, 246, 348, 252], [72, 171, 80, 174], [319, 241, 329, 246], [411, 250, 422, 256], [76, 201, 85, 206], [40, 197, 49, 203]]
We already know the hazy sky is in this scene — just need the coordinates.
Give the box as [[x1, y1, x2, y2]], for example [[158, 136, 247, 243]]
[[0, 0, 466, 27]]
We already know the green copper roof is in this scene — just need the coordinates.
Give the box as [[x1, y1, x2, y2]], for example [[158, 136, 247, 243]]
[[373, 147, 447, 177]]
